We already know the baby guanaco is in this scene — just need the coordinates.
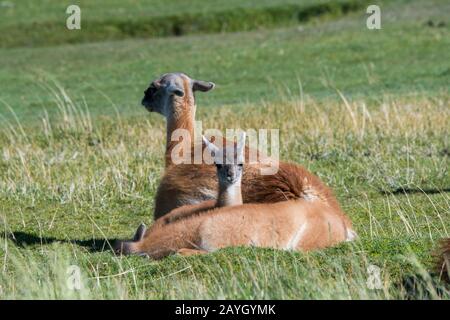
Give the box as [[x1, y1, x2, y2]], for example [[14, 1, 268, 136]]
[[115, 133, 355, 259]]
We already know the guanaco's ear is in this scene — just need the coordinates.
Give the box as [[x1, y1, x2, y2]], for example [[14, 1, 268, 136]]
[[192, 79, 215, 92], [151, 79, 162, 89], [133, 223, 147, 242]]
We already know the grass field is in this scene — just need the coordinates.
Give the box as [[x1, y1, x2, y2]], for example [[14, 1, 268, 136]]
[[0, 0, 449, 299], [0, 0, 367, 47]]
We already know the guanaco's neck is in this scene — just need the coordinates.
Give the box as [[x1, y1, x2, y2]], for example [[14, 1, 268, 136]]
[[216, 181, 243, 207], [165, 90, 196, 167]]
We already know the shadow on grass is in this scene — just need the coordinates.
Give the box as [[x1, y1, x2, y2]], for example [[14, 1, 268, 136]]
[[400, 274, 449, 299], [379, 188, 450, 196], [7, 231, 117, 253]]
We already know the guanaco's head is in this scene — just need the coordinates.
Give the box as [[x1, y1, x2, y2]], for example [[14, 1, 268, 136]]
[[203, 132, 246, 186], [141, 73, 215, 117]]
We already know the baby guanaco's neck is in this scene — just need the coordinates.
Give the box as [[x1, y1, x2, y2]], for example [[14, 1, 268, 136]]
[[217, 180, 243, 207]]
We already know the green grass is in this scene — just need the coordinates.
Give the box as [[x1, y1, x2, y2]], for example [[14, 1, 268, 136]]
[[0, 0, 324, 27], [0, 0, 449, 299], [1, 93, 449, 299], [0, 0, 366, 47], [0, 0, 448, 123]]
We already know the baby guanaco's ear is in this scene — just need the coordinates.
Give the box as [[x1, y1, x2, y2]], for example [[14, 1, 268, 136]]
[[203, 135, 224, 164]]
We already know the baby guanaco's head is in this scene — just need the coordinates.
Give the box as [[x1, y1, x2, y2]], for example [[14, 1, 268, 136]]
[[203, 132, 246, 187]]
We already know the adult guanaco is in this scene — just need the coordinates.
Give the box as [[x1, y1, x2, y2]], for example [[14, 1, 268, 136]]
[[115, 135, 356, 259], [141, 73, 351, 232]]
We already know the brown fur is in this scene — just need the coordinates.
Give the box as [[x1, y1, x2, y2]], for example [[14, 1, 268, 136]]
[[120, 199, 351, 259], [164, 78, 196, 167], [152, 136, 245, 226], [116, 127, 355, 259], [140, 73, 353, 250], [155, 200, 217, 226], [153, 75, 348, 224], [155, 160, 350, 230]]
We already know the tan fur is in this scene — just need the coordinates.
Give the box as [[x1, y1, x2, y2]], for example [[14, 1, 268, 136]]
[[152, 135, 244, 226], [155, 161, 351, 232], [133, 73, 356, 259], [117, 129, 355, 259], [155, 199, 216, 226], [128, 199, 350, 259], [153, 75, 349, 225], [164, 77, 196, 167]]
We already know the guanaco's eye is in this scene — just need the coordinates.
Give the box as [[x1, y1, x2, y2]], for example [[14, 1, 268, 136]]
[[238, 163, 243, 167]]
